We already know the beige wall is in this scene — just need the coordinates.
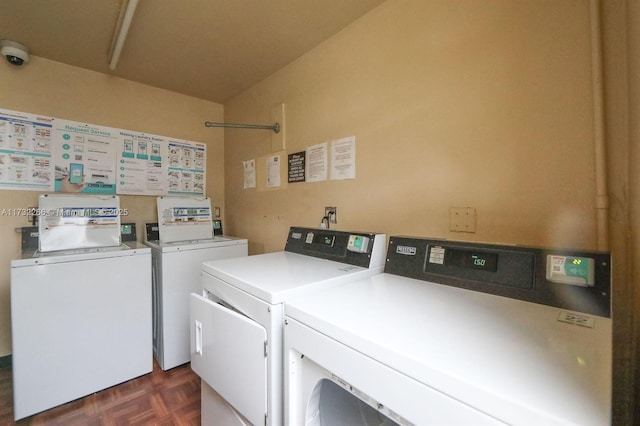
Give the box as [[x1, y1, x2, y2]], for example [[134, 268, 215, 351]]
[[225, 0, 598, 252], [224, 0, 634, 423], [0, 58, 225, 357]]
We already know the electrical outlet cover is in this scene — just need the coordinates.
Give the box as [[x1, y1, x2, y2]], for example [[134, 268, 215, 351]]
[[324, 207, 337, 223], [449, 207, 476, 233]]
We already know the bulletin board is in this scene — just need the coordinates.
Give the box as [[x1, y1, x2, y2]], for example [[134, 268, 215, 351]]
[[0, 107, 206, 196]]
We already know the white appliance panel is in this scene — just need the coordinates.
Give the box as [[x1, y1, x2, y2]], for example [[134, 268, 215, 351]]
[[190, 293, 267, 426], [38, 194, 122, 252], [202, 251, 383, 304], [11, 247, 152, 420], [201, 381, 252, 425], [197, 271, 284, 426], [145, 236, 242, 252], [156, 196, 213, 242], [285, 318, 503, 426], [284, 274, 611, 426]]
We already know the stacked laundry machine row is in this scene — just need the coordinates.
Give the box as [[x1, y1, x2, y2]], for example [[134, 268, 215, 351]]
[[185, 223, 612, 426], [10, 194, 247, 421]]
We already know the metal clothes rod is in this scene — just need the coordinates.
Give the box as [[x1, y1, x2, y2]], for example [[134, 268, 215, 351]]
[[205, 121, 280, 133]]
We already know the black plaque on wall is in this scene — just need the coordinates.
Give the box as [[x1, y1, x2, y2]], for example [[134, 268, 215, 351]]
[[288, 151, 305, 183]]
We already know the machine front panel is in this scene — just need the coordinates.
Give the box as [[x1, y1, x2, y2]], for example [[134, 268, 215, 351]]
[[190, 293, 267, 426], [284, 226, 384, 268], [385, 236, 611, 317]]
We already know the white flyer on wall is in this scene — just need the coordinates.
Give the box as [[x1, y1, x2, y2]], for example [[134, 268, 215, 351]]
[[0, 108, 55, 192], [52, 119, 118, 194], [243, 159, 256, 189], [167, 139, 206, 196], [306, 142, 327, 183], [267, 154, 281, 188], [330, 136, 356, 180], [117, 131, 168, 195]]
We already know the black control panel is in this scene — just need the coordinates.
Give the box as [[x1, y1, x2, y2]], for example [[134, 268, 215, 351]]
[[145, 222, 159, 241], [284, 226, 382, 268], [21, 226, 39, 250], [385, 236, 611, 318], [120, 223, 137, 242]]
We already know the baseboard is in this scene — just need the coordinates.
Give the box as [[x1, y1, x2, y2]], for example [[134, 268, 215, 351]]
[[0, 355, 12, 368]]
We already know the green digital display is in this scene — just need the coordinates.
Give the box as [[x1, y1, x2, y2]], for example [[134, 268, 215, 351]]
[[563, 257, 590, 280], [448, 248, 498, 272]]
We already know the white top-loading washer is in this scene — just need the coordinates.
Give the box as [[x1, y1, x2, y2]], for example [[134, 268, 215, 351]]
[[11, 242, 152, 421], [189, 226, 386, 426], [284, 236, 612, 426], [145, 236, 248, 370], [148, 195, 249, 370]]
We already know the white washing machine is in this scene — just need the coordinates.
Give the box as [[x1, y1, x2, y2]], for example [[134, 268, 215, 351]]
[[284, 236, 612, 426], [189, 226, 386, 426], [11, 194, 153, 421], [146, 236, 248, 370], [148, 195, 249, 370]]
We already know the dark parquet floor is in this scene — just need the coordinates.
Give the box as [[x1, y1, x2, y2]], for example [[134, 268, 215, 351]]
[[0, 361, 201, 425]]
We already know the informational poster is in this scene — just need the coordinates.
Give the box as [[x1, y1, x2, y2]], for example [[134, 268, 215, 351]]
[[330, 136, 356, 180], [288, 151, 305, 183], [0, 108, 55, 192], [167, 139, 206, 196], [0, 108, 207, 196], [267, 154, 281, 188], [243, 159, 256, 189], [52, 119, 118, 194], [306, 142, 328, 183], [117, 131, 168, 196]]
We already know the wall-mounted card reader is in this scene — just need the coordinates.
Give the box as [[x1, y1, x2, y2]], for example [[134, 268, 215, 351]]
[[546, 255, 595, 287], [347, 235, 369, 253]]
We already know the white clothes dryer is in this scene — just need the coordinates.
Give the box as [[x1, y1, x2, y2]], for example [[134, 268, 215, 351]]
[[284, 236, 612, 426], [189, 227, 386, 426]]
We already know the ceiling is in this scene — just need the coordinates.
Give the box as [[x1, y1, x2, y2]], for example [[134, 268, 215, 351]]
[[0, 0, 386, 104]]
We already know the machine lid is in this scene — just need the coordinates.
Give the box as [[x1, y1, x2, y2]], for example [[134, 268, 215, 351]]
[[144, 236, 246, 252], [11, 243, 149, 267], [202, 251, 383, 304], [284, 273, 611, 426]]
